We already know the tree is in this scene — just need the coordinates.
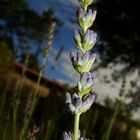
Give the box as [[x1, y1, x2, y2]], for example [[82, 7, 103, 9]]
[[0, 0, 60, 70]]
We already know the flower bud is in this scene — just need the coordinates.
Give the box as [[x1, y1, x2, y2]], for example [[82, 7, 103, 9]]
[[70, 51, 96, 73], [78, 8, 97, 32], [74, 29, 97, 53], [83, 29, 97, 52], [65, 92, 78, 114], [65, 92, 95, 114], [80, 94, 96, 112], [74, 29, 82, 50], [63, 131, 73, 140], [78, 72, 97, 95]]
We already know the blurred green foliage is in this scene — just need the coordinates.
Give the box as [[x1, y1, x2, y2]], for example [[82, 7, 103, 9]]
[[0, 40, 14, 80], [0, 76, 139, 140]]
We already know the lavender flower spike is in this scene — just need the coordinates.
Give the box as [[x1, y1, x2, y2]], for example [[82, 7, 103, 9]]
[[70, 50, 96, 73], [78, 72, 97, 95], [78, 8, 97, 32], [63, 0, 98, 139]]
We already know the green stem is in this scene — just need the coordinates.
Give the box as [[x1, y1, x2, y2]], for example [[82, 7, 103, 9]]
[[73, 113, 80, 140], [84, 6, 87, 13], [104, 105, 119, 140], [0, 80, 10, 118], [13, 53, 29, 140]]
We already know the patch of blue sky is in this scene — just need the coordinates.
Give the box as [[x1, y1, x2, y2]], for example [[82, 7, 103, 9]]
[[27, 0, 82, 84]]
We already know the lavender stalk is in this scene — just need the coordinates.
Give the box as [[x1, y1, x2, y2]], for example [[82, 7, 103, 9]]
[[19, 22, 56, 140], [63, 0, 97, 140]]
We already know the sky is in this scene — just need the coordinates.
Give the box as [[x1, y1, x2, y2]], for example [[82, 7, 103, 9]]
[[27, 0, 140, 119]]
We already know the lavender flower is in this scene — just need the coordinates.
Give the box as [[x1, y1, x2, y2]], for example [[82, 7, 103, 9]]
[[65, 93, 96, 114], [70, 51, 96, 73], [78, 72, 97, 95], [83, 30, 97, 52], [63, 131, 73, 140], [74, 29, 97, 53], [78, 8, 97, 32], [63, 0, 98, 139], [81, 94, 96, 112], [74, 29, 82, 50]]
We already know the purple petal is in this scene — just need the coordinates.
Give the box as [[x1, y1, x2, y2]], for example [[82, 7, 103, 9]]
[[87, 9, 93, 17], [82, 94, 96, 110], [63, 131, 72, 140], [87, 72, 92, 79], [74, 29, 81, 42], [80, 72, 87, 83], [86, 78, 93, 88], [83, 51, 89, 61], [72, 93, 78, 100], [67, 103, 75, 113], [75, 98, 82, 108], [90, 53, 96, 63]]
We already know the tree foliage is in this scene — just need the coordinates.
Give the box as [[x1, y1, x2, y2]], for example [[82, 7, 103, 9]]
[[0, 0, 60, 69]]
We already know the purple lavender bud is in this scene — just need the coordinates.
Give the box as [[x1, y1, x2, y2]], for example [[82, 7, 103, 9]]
[[86, 9, 97, 23], [78, 8, 97, 33], [88, 9, 92, 15], [86, 78, 93, 88], [77, 50, 82, 58], [78, 72, 97, 95], [75, 98, 82, 108], [66, 92, 72, 104], [84, 30, 97, 45], [83, 51, 89, 61], [70, 51, 96, 73], [72, 93, 79, 100], [90, 31, 97, 44], [80, 72, 87, 85], [91, 73, 97, 83], [84, 29, 90, 42], [90, 53, 96, 63], [77, 51, 82, 66], [77, 56, 83, 66], [74, 30, 83, 51], [82, 94, 96, 111], [67, 103, 76, 113], [74, 29, 81, 42], [63, 131, 73, 140], [87, 72, 91, 78]]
